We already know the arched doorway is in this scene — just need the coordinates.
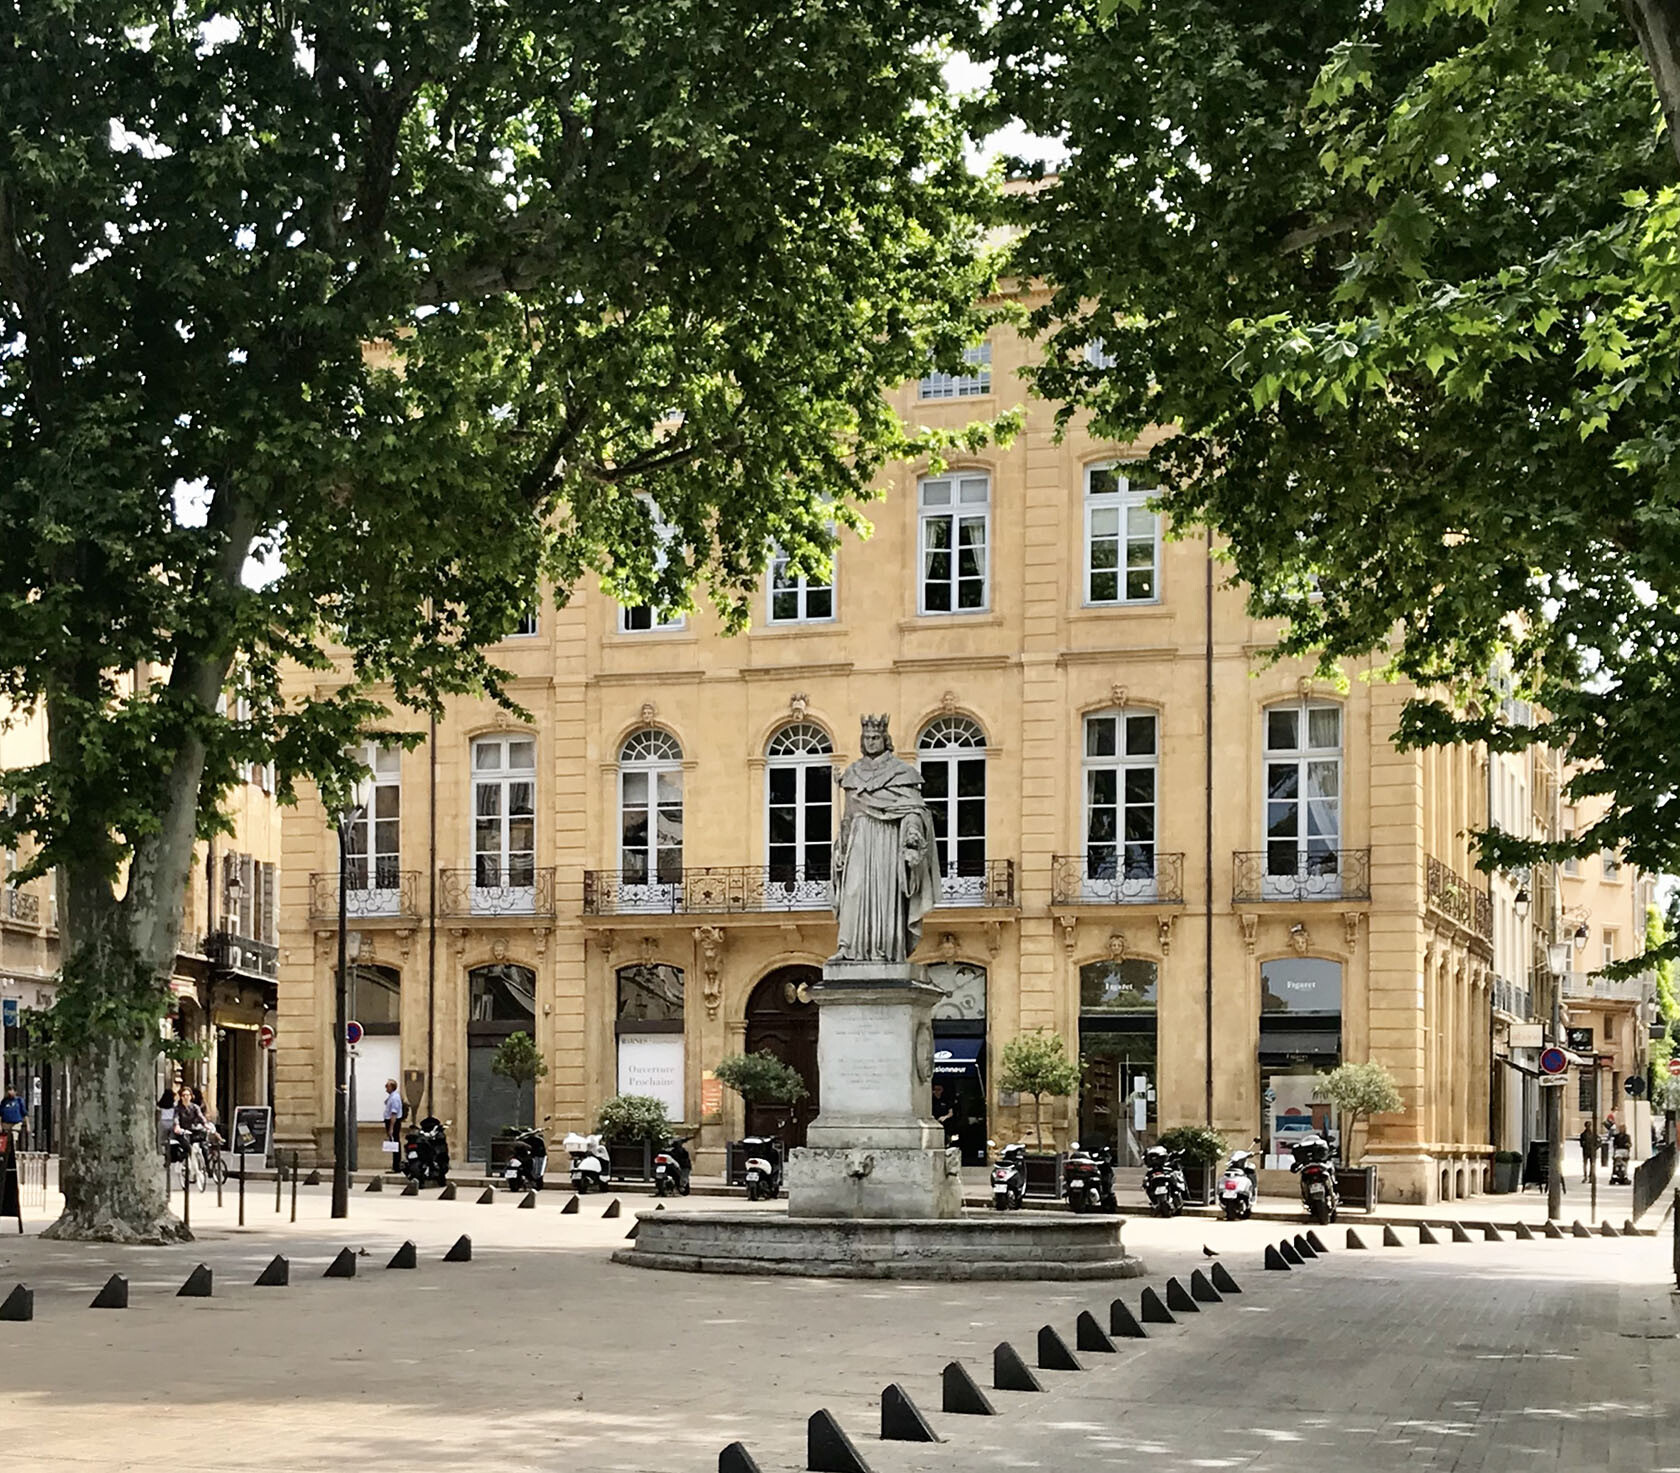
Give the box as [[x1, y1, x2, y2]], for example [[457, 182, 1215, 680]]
[[466, 963, 537, 1162], [744, 966, 820, 1146]]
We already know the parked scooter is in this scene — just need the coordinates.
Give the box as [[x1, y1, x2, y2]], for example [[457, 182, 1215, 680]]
[[563, 1131, 612, 1193], [1063, 1142, 1117, 1213], [741, 1135, 783, 1201], [989, 1140, 1027, 1210], [503, 1125, 548, 1191], [1142, 1143, 1187, 1217], [653, 1135, 693, 1197], [402, 1116, 450, 1186], [1218, 1141, 1260, 1220], [1610, 1131, 1632, 1185], [1290, 1134, 1339, 1224]]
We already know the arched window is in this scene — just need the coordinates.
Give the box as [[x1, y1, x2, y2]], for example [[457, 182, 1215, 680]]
[[1263, 700, 1342, 895], [918, 717, 987, 903], [1080, 709, 1157, 897], [619, 729, 683, 902], [766, 723, 833, 894], [471, 735, 536, 908], [616, 964, 685, 1118]]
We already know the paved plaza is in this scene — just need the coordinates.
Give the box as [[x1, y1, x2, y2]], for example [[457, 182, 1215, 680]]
[[1, 1179, 1674, 1472]]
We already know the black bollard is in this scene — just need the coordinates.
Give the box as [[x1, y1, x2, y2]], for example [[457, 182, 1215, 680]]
[[291, 1152, 299, 1223]]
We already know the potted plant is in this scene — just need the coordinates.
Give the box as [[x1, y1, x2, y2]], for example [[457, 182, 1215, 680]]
[[486, 1031, 548, 1171], [1490, 1149, 1523, 1193], [1312, 1060, 1403, 1208], [713, 1050, 808, 1180], [596, 1093, 673, 1179], [1156, 1125, 1227, 1205]]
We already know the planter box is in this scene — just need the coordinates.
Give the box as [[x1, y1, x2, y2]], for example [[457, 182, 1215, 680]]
[[1489, 1158, 1521, 1194], [1336, 1165, 1377, 1210], [607, 1140, 652, 1181], [1181, 1163, 1217, 1206], [487, 1137, 520, 1174], [1022, 1153, 1064, 1200]]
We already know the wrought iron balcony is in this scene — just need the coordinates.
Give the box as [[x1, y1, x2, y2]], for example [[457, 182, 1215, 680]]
[[1, 888, 40, 924], [437, 866, 557, 919], [1050, 852, 1185, 905], [1232, 848, 1371, 903], [204, 929, 279, 979], [1426, 856, 1494, 940], [1492, 975, 1532, 1021], [1562, 970, 1654, 1005], [583, 860, 1017, 917], [308, 869, 421, 921]]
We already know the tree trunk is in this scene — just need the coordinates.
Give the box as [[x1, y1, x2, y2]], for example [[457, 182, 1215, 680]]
[[1622, 0, 1680, 169], [1031, 1091, 1044, 1150]]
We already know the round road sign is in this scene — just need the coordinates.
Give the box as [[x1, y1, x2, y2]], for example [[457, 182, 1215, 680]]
[[345, 1020, 364, 1046], [258, 1023, 276, 1050], [1539, 1046, 1568, 1076], [1668, 1057, 1680, 1078]]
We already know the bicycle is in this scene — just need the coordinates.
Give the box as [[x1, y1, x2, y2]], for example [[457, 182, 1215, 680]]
[[201, 1128, 228, 1187]]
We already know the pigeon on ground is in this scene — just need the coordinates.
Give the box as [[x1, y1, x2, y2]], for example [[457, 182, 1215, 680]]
[[1202, 1245, 1218, 1258]]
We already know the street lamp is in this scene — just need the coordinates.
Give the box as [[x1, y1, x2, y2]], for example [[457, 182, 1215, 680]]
[[1544, 937, 1572, 1222], [1512, 885, 1530, 919], [332, 781, 370, 1220]]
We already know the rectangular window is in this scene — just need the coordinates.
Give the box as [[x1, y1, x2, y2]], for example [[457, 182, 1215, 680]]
[[1562, 829, 1578, 876], [1577, 1070, 1595, 1113], [1082, 711, 1158, 893], [1263, 702, 1343, 895], [768, 544, 835, 624], [918, 342, 992, 400], [1602, 851, 1621, 880], [345, 745, 402, 895], [1084, 464, 1160, 605], [918, 474, 990, 614], [1603, 930, 1617, 967], [512, 608, 539, 637], [619, 497, 686, 632]]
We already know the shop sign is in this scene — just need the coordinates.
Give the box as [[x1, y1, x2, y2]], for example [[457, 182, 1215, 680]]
[[617, 1032, 684, 1117]]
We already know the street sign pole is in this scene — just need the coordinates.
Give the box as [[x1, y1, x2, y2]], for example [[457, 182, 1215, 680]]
[[1547, 988, 1564, 1224], [1590, 1061, 1599, 1224], [332, 818, 351, 1220]]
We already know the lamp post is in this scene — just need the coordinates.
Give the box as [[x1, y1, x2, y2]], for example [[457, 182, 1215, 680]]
[[1546, 938, 1571, 1222], [332, 785, 369, 1220]]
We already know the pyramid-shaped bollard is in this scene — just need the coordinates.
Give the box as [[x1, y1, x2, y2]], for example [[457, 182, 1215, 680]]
[[438, 1182, 457, 1201], [476, 1188, 496, 1205], [561, 1194, 580, 1215], [365, 1176, 383, 1193], [401, 1179, 419, 1197], [1624, 1219, 1639, 1236], [1346, 1229, 1368, 1250], [255, 1255, 289, 1287], [443, 1234, 472, 1262], [1140, 1286, 1175, 1322], [880, 1383, 941, 1442], [90, 1274, 128, 1310], [1109, 1298, 1148, 1337], [807, 1408, 873, 1473], [303, 1170, 322, 1186], [655, 1201, 665, 1210], [1450, 1222, 1472, 1243], [602, 1198, 622, 1219], [518, 1191, 536, 1209], [1543, 1220, 1564, 1239], [1483, 1224, 1502, 1242], [387, 1241, 418, 1270], [993, 1341, 1044, 1392], [718, 1443, 763, 1473], [1599, 1221, 1618, 1237], [1210, 1262, 1241, 1294], [1305, 1230, 1329, 1253], [1076, 1309, 1116, 1352], [1190, 1269, 1222, 1304], [1513, 1221, 1535, 1241], [1, 1284, 33, 1321], [941, 1360, 996, 1415], [1418, 1224, 1440, 1246], [1037, 1324, 1082, 1371], [625, 1221, 640, 1240], [1165, 1277, 1200, 1313], [1571, 1220, 1592, 1238], [1383, 1225, 1404, 1247], [177, 1264, 213, 1298], [1279, 1238, 1304, 1265], [324, 1247, 357, 1278], [1264, 1243, 1292, 1271], [1292, 1234, 1317, 1260]]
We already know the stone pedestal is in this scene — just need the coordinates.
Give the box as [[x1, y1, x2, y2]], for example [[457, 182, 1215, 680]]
[[786, 961, 963, 1219]]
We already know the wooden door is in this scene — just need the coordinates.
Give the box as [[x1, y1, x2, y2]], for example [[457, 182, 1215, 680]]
[[744, 966, 820, 1147]]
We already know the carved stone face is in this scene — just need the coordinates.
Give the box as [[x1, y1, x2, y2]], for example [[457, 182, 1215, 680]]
[[860, 725, 886, 757]]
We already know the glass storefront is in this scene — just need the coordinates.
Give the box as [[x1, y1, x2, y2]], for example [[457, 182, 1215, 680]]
[[1259, 956, 1342, 1166], [1078, 959, 1158, 1164], [928, 962, 987, 1165]]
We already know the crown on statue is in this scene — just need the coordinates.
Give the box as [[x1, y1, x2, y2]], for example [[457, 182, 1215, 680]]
[[861, 714, 891, 737]]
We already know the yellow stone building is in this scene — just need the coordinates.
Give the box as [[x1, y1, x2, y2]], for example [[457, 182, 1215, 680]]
[[272, 307, 1577, 1205]]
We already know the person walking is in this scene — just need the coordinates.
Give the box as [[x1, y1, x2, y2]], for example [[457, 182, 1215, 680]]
[[383, 1079, 404, 1153], [1577, 1122, 1597, 1183], [0, 1085, 27, 1153]]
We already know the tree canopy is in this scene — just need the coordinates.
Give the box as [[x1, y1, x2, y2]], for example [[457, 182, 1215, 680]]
[[0, 0, 997, 1239], [982, 0, 1680, 904]]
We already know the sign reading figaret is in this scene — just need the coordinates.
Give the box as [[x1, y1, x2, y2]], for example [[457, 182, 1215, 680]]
[[785, 715, 964, 1218]]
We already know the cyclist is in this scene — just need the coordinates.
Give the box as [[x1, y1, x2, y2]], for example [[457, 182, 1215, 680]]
[[173, 1085, 208, 1183]]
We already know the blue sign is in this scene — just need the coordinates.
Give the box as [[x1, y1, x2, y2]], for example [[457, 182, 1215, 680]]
[[345, 1020, 363, 1046], [1, 999, 16, 1026], [1539, 1046, 1568, 1076]]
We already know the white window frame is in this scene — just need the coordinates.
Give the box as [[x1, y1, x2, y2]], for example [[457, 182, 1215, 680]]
[[917, 473, 991, 616], [619, 497, 687, 632], [511, 607, 539, 637], [767, 542, 836, 625], [618, 728, 684, 910], [917, 717, 987, 905], [345, 743, 403, 914], [471, 734, 537, 913], [1080, 709, 1158, 901], [918, 342, 992, 400], [1262, 700, 1343, 899], [764, 723, 834, 907], [1083, 463, 1161, 606], [1602, 850, 1622, 881]]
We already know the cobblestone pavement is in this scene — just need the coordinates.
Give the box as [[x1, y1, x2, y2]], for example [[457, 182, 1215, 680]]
[[0, 1185, 1672, 1472]]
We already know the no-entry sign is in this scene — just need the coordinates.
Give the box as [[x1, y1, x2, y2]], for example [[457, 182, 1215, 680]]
[[258, 1023, 276, 1050], [1668, 1057, 1680, 1078], [1539, 1046, 1569, 1076]]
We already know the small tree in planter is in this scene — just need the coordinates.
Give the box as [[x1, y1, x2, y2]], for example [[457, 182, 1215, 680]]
[[997, 1030, 1082, 1149], [713, 1050, 808, 1141], [1313, 1060, 1402, 1166], [490, 1031, 548, 1129]]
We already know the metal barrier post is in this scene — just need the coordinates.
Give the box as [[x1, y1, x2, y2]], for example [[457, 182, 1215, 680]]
[[290, 1151, 299, 1223], [182, 1161, 190, 1232], [238, 1167, 245, 1227], [275, 1158, 282, 1214], [1673, 1189, 1679, 1292]]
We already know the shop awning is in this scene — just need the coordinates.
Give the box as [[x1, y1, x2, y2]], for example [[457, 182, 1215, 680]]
[[933, 1037, 984, 1076]]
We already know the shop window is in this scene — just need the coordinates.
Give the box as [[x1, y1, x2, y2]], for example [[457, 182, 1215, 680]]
[[1259, 956, 1343, 1167], [615, 964, 686, 1119], [1078, 959, 1159, 1162], [927, 961, 987, 1166]]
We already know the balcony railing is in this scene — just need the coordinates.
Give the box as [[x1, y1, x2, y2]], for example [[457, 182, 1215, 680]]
[[309, 870, 421, 921], [437, 867, 557, 919], [1426, 856, 1494, 940], [1232, 848, 1371, 903], [1051, 852, 1185, 906], [205, 929, 279, 979], [583, 861, 1017, 917], [1492, 976, 1532, 1021], [1, 888, 40, 924], [1562, 970, 1655, 1005]]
